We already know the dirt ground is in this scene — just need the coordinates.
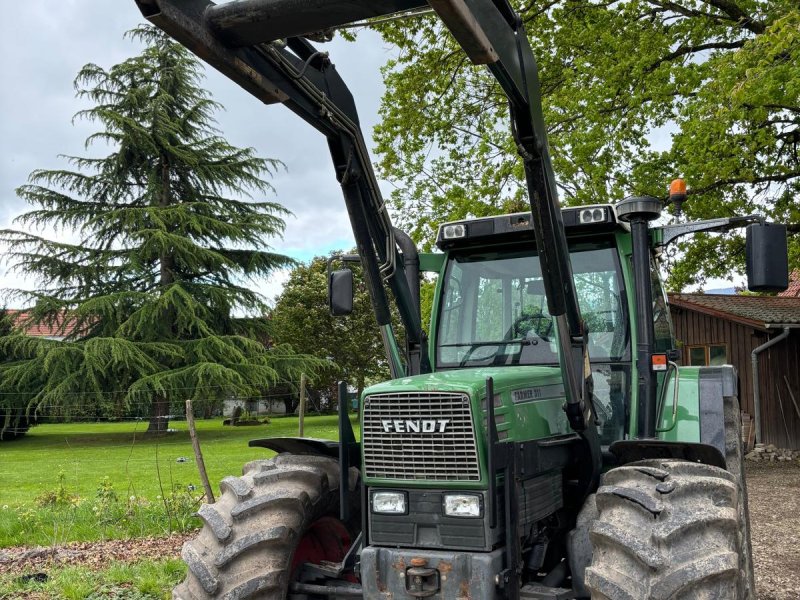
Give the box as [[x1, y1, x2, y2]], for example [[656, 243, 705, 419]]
[[1, 463, 798, 597], [746, 461, 800, 600]]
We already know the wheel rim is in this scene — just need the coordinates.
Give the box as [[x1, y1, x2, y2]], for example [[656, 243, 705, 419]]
[[291, 516, 352, 574]]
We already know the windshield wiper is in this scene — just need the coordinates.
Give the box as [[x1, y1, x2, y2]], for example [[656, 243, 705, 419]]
[[440, 339, 531, 348], [445, 340, 534, 368]]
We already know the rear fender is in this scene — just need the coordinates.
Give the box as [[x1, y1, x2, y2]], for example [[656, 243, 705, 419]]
[[609, 439, 725, 469], [611, 365, 738, 469]]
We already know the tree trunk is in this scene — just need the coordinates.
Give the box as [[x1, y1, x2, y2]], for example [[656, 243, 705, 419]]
[[149, 153, 175, 437], [147, 394, 170, 434], [282, 394, 299, 415]]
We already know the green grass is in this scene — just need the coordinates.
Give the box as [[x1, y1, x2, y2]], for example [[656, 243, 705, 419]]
[[0, 415, 357, 547], [0, 558, 186, 599]]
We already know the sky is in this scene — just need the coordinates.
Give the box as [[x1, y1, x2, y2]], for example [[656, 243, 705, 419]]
[[0, 1, 740, 311], [0, 0, 395, 307]]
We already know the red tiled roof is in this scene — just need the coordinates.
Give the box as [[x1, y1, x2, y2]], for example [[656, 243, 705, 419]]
[[668, 293, 800, 329], [778, 270, 800, 298], [6, 310, 80, 338]]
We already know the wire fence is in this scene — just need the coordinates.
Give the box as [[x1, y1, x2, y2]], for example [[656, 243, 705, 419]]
[[0, 375, 354, 433]]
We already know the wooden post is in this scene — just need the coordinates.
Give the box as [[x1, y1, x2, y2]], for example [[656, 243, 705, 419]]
[[298, 373, 307, 437], [776, 386, 792, 446], [785, 375, 800, 421], [186, 399, 215, 504]]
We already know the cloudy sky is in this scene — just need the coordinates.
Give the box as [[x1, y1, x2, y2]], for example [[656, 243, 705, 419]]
[[0, 1, 396, 307]]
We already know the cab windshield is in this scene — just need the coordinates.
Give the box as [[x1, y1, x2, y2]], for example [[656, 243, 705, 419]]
[[436, 240, 629, 368]]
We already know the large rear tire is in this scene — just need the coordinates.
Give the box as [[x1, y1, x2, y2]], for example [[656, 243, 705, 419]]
[[173, 454, 359, 600], [585, 459, 748, 599], [723, 395, 755, 598]]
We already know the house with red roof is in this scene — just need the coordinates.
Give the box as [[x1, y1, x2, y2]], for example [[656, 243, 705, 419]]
[[6, 310, 80, 341], [668, 293, 800, 449], [778, 270, 800, 298]]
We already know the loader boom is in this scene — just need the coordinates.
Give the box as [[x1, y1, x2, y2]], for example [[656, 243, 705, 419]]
[[135, 0, 594, 429]]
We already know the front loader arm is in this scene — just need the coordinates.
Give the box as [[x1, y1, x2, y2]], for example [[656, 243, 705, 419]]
[[434, 1, 591, 429], [134, 0, 593, 432]]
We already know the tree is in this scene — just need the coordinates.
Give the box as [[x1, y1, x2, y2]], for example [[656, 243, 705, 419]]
[[0, 26, 318, 433], [269, 255, 390, 404], [0, 309, 34, 440], [372, 1, 799, 289]]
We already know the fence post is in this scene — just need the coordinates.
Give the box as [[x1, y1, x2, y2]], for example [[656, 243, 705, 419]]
[[186, 399, 215, 504], [298, 373, 307, 437]]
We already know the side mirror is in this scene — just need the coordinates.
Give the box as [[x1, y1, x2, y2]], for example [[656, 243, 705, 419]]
[[525, 279, 546, 296], [329, 269, 354, 316], [746, 223, 788, 292]]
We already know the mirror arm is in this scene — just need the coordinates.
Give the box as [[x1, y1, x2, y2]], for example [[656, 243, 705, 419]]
[[656, 215, 765, 247], [326, 254, 361, 280]]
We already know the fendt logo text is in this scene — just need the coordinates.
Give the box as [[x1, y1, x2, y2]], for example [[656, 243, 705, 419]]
[[380, 419, 450, 433]]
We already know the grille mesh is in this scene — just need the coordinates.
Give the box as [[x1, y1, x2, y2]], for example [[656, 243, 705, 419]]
[[362, 391, 480, 481]]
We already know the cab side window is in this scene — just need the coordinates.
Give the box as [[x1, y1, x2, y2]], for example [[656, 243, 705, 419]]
[[650, 257, 674, 353]]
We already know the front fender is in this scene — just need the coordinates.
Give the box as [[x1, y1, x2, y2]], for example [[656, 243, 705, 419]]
[[248, 437, 361, 465]]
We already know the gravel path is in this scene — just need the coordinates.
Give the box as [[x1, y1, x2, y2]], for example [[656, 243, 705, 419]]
[[747, 461, 800, 600], [1, 464, 798, 597]]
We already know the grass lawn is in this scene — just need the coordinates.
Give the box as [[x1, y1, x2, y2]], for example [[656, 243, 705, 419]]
[[0, 415, 357, 547]]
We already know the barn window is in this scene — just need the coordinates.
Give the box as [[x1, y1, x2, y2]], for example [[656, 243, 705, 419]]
[[687, 344, 728, 366]]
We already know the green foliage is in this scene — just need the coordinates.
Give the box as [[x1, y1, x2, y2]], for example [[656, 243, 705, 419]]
[[0, 26, 321, 433], [2, 479, 201, 548], [419, 277, 437, 334], [0, 309, 34, 439], [34, 470, 81, 508], [269, 255, 389, 400], [371, 1, 799, 289]]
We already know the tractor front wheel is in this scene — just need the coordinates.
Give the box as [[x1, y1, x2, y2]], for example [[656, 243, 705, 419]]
[[585, 459, 751, 599], [173, 454, 359, 600]]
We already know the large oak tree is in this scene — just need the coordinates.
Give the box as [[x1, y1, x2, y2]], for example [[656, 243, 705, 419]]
[[372, 1, 799, 288]]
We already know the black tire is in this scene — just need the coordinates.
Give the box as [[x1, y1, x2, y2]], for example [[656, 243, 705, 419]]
[[722, 394, 755, 599], [585, 459, 747, 599], [173, 454, 359, 600]]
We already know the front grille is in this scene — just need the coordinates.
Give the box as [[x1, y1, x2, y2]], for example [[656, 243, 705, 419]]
[[362, 391, 480, 481]]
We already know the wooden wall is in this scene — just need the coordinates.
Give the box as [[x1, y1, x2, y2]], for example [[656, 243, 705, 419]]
[[670, 306, 800, 449], [758, 332, 800, 449]]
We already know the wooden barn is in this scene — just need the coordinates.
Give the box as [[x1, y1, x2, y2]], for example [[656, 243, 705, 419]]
[[668, 293, 800, 449]]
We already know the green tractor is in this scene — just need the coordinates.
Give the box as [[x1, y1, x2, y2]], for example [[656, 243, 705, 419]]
[[133, 1, 789, 598]]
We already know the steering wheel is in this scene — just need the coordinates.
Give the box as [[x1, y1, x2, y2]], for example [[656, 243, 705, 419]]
[[512, 312, 553, 341]]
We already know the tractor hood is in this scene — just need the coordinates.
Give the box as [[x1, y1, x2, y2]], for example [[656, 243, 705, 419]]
[[362, 366, 565, 401], [360, 365, 573, 488]]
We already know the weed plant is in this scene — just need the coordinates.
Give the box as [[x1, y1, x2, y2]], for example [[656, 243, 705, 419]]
[[0, 475, 202, 547]]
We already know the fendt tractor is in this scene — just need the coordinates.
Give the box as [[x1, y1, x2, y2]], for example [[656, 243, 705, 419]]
[[133, 1, 790, 598]]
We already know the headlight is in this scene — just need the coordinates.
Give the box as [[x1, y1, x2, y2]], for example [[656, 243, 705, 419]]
[[443, 493, 482, 518], [443, 223, 467, 239], [371, 491, 407, 515]]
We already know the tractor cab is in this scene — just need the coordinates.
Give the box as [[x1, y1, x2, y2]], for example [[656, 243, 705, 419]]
[[431, 207, 631, 447]]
